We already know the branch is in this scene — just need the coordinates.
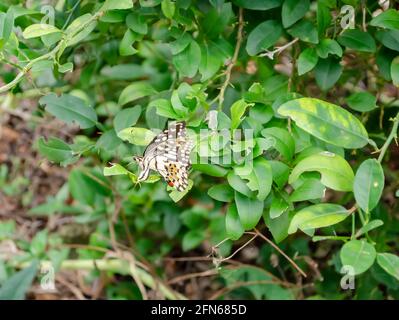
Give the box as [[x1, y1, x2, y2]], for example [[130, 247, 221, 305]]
[[253, 229, 307, 278], [215, 7, 244, 111], [259, 38, 299, 60], [377, 112, 399, 163]]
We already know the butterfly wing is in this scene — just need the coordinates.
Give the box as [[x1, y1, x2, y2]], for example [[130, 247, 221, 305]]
[[158, 161, 190, 192]]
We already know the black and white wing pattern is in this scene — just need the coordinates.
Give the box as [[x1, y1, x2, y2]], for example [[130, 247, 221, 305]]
[[135, 121, 193, 192]]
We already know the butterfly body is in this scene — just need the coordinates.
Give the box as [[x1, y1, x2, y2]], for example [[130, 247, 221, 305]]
[[134, 121, 193, 192]]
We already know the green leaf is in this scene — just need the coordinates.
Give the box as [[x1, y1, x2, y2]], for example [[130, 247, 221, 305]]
[[208, 184, 234, 202], [317, 2, 331, 37], [337, 29, 376, 53], [316, 39, 342, 58], [370, 9, 399, 30], [0, 9, 14, 44], [355, 219, 384, 238], [340, 240, 376, 275], [376, 30, 399, 52], [226, 203, 245, 240], [314, 57, 342, 90], [170, 33, 192, 55], [261, 127, 295, 160], [118, 82, 156, 106], [169, 180, 193, 202], [68, 169, 111, 205], [288, 20, 318, 44], [346, 92, 377, 112], [58, 62, 73, 73], [173, 39, 201, 78], [38, 137, 73, 165], [30, 230, 48, 256], [103, 163, 131, 176], [288, 203, 350, 234], [252, 158, 273, 201], [227, 172, 254, 197], [289, 178, 326, 202], [113, 106, 142, 133], [278, 97, 369, 149], [233, 0, 282, 10], [126, 12, 147, 34], [192, 164, 228, 177], [354, 159, 384, 213], [102, 0, 133, 10], [119, 29, 138, 56], [264, 210, 293, 243], [23, 24, 61, 39], [376, 253, 399, 281], [199, 42, 223, 81], [298, 48, 319, 75], [39, 93, 97, 129], [117, 127, 156, 146], [289, 151, 354, 192], [96, 129, 121, 151], [246, 20, 283, 56], [270, 192, 290, 219], [281, 0, 309, 28], [391, 56, 399, 86], [235, 191, 264, 230], [0, 261, 38, 300], [230, 99, 252, 129], [161, 0, 175, 19], [182, 229, 205, 251]]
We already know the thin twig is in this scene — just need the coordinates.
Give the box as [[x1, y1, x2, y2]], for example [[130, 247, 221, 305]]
[[377, 112, 399, 163], [259, 38, 299, 60], [214, 8, 244, 111], [253, 229, 307, 278]]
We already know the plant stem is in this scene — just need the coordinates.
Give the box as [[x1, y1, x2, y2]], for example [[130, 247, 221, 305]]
[[216, 8, 244, 111], [377, 112, 399, 163]]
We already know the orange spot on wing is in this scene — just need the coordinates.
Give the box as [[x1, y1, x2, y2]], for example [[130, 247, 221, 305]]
[[168, 181, 174, 187]]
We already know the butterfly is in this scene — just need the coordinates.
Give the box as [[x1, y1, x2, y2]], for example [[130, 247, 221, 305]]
[[133, 121, 194, 192]]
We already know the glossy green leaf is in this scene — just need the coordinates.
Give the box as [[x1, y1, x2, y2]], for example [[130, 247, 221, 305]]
[[355, 219, 384, 238], [289, 178, 326, 202], [340, 240, 376, 275], [316, 39, 342, 58], [192, 164, 228, 177], [113, 106, 142, 133], [38, 137, 73, 164], [261, 127, 295, 160], [126, 12, 147, 34], [118, 82, 156, 106], [289, 203, 350, 234], [281, 0, 309, 28], [119, 29, 138, 56], [370, 9, 399, 30], [226, 203, 245, 240], [263, 210, 293, 243], [288, 20, 318, 44], [23, 24, 61, 39], [235, 191, 264, 230], [338, 29, 376, 53], [182, 229, 205, 251], [298, 48, 318, 75], [376, 253, 399, 281], [278, 97, 369, 148], [39, 93, 97, 129], [289, 151, 354, 192], [227, 172, 254, 197], [376, 30, 399, 52], [354, 159, 384, 212], [246, 20, 283, 56], [173, 39, 201, 77], [314, 57, 342, 90], [231, 99, 252, 129], [346, 92, 377, 112], [252, 158, 273, 201], [117, 127, 156, 146], [208, 184, 234, 202], [102, 0, 133, 10], [103, 163, 131, 176], [270, 192, 290, 219]]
